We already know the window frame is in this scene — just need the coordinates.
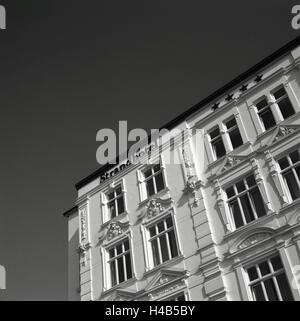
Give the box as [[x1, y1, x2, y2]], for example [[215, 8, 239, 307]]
[[224, 116, 244, 150], [245, 255, 294, 301], [208, 125, 226, 160]]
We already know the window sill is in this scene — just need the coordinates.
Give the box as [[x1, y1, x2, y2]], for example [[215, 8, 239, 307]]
[[101, 276, 137, 297], [278, 198, 300, 215]]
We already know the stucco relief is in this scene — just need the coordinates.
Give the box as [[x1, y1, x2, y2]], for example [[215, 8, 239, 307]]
[[138, 197, 173, 222], [99, 221, 129, 243], [267, 124, 300, 146], [79, 207, 88, 243], [238, 232, 272, 249]]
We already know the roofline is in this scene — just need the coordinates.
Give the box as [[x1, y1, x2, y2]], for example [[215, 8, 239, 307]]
[[75, 35, 300, 191], [62, 205, 78, 217]]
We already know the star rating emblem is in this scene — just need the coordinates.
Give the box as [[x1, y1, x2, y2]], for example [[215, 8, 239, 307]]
[[240, 84, 248, 92], [226, 94, 234, 102], [212, 102, 220, 111], [254, 75, 263, 83]]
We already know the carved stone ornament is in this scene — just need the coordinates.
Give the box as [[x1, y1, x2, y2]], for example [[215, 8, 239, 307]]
[[267, 124, 300, 146], [107, 221, 125, 241], [184, 176, 201, 207], [216, 154, 247, 175], [238, 232, 272, 249], [80, 207, 88, 243], [147, 199, 164, 217]]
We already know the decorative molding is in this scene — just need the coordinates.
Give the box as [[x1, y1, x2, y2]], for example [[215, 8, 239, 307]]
[[138, 197, 173, 222], [238, 232, 272, 249], [183, 177, 202, 208], [266, 124, 300, 147], [265, 151, 289, 205], [215, 154, 248, 175], [106, 289, 136, 302], [77, 242, 91, 267], [79, 206, 88, 243], [99, 220, 130, 243]]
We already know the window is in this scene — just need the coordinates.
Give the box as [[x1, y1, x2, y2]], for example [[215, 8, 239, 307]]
[[278, 149, 300, 201], [108, 239, 133, 287], [225, 117, 243, 149], [246, 256, 294, 301], [255, 87, 295, 132], [226, 174, 266, 229], [167, 293, 186, 301], [149, 216, 179, 266], [209, 127, 226, 159], [256, 98, 276, 131], [107, 185, 125, 219], [143, 164, 165, 198], [273, 87, 295, 120]]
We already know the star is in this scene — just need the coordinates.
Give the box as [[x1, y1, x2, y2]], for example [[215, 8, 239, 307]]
[[254, 75, 263, 83], [212, 102, 220, 111], [226, 94, 234, 102], [240, 84, 248, 92]]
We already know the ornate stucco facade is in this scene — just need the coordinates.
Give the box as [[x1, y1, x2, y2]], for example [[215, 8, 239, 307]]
[[64, 37, 300, 301]]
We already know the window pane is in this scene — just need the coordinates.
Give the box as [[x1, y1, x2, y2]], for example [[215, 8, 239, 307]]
[[240, 194, 255, 223], [144, 169, 152, 178], [247, 267, 259, 281], [117, 257, 125, 283], [157, 221, 165, 233], [146, 178, 155, 197], [284, 171, 300, 200], [278, 157, 289, 170], [110, 261, 117, 286], [108, 201, 116, 218], [290, 150, 300, 164], [125, 253, 132, 280], [226, 186, 235, 198], [259, 262, 271, 276], [276, 273, 294, 301], [109, 248, 115, 259], [229, 200, 244, 228], [166, 217, 173, 228], [151, 239, 160, 266], [296, 166, 300, 181], [149, 226, 156, 237], [153, 164, 161, 173], [155, 172, 165, 192], [168, 230, 178, 258], [229, 128, 243, 149], [116, 244, 122, 255], [250, 188, 266, 218], [271, 256, 283, 271], [176, 295, 186, 301], [213, 138, 226, 159], [264, 278, 279, 301], [159, 234, 170, 262], [246, 175, 256, 188], [252, 284, 266, 301], [108, 192, 115, 200], [260, 109, 276, 130], [256, 99, 268, 111], [117, 196, 125, 214], [273, 87, 286, 100], [236, 180, 246, 193], [278, 97, 295, 119], [210, 128, 220, 139], [116, 186, 122, 195], [124, 240, 129, 251], [226, 118, 237, 129]]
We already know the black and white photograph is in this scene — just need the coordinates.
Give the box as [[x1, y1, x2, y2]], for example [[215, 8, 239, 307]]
[[1, 0, 300, 309]]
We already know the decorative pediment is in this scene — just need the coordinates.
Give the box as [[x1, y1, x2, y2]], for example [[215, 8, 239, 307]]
[[144, 268, 186, 292], [238, 232, 272, 249], [216, 154, 248, 175], [106, 289, 136, 302], [266, 124, 300, 146], [99, 220, 129, 243], [138, 197, 173, 221]]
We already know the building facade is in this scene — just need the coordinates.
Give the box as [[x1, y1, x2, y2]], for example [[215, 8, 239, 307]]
[[64, 37, 300, 301]]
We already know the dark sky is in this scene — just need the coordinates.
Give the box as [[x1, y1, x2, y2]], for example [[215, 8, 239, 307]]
[[0, 0, 298, 300]]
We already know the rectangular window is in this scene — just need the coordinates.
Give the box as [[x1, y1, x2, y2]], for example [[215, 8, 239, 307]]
[[246, 256, 294, 301], [144, 164, 165, 198], [256, 98, 276, 131], [149, 216, 179, 266], [225, 117, 243, 149], [226, 174, 266, 229], [209, 127, 226, 159], [108, 239, 132, 287], [107, 185, 125, 219], [273, 87, 295, 120], [278, 149, 300, 201]]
